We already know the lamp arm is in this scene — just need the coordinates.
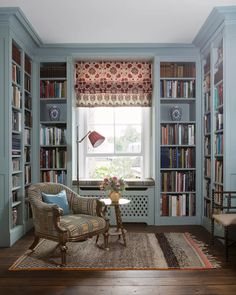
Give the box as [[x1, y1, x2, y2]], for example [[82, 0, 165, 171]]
[[77, 130, 91, 143]]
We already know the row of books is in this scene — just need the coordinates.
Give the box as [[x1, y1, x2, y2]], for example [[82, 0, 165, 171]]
[[12, 159, 20, 172], [40, 170, 67, 184], [215, 41, 223, 68], [160, 63, 196, 78], [215, 113, 223, 130], [161, 193, 195, 216], [161, 147, 195, 169], [204, 137, 211, 155], [24, 202, 33, 220], [12, 111, 21, 132], [203, 74, 210, 93], [12, 85, 21, 109], [204, 179, 211, 198], [12, 191, 18, 202], [204, 114, 211, 134], [24, 146, 31, 162], [24, 75, 31, 93], [12, 43, 21, 66], [40, 80, 67, 98], [24, 111, 32, 128], [161, 124, 195, 145], [12, 207, 18, 227], [215, 134, 223, 155], [12, 64, 21, 85], [204, 54, 210, 74], [40, 66, 66, 79], [204, 199, 211, 218], [40, 127, 66, 145], [204, 92, 211, 112], [24, 129, 31, 145], [214, 184, 223, 204], [24, 56, 31, 75], [204, 158, 211, 178], [160, 80, 195, 98], [12, 175, 21, 188], [215, 160, 223, 184], [25, 93, 32, 110], [214, 63, 223, 84], [161, 171, 195, 192], [40, 148, 67, 169], [24, 165, 31, 185], [214, 83, 223, 107], [12, 134, 21, 150]]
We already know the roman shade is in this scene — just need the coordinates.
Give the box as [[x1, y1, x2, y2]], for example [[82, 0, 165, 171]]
[[74, 61, 152, 107]]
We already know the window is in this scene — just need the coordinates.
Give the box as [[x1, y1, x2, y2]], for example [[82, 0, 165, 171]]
[[73, 107, 151, 180]]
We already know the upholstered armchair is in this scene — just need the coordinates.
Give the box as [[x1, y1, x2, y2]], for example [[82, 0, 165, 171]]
[[28, 183, 109, 265]]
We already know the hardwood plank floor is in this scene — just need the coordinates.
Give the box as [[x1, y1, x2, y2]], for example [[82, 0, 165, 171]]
[[0, 225, 235, 295]]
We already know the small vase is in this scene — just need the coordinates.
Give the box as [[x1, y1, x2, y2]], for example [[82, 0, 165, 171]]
[[109, 191, 120, 203]]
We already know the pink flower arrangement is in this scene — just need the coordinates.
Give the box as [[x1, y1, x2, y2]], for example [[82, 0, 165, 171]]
[[100, 176, 126, 193]]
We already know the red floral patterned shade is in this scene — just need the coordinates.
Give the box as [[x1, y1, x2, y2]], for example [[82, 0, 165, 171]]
[[74, 61, 152, 107]]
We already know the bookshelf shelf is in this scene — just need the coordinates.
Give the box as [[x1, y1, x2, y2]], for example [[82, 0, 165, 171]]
[[12, 201, 22, 207]]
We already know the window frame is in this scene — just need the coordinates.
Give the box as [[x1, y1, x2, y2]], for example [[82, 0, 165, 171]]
[[73, 107, 151, 180]]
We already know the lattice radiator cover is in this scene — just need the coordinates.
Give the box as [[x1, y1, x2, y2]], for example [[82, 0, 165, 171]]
[[77, 187, 155, 225]]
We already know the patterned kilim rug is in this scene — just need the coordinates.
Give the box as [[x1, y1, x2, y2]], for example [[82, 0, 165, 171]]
[[9, 232, 220, 271]]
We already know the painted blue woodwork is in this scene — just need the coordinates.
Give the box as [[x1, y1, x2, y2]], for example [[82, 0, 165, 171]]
[[0, 6, 236, 246]]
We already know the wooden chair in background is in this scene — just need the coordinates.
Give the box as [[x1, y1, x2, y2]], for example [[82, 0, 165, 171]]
[[211, 189, 236, 260]]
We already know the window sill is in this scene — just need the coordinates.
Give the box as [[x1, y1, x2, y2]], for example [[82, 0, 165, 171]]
[[72, 178, 155, 189]]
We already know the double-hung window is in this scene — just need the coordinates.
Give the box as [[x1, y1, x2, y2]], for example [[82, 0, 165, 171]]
[[73, 60, 152, 180], [74, 106, 151, 179]]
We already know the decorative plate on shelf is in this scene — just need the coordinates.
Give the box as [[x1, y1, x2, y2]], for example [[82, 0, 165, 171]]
[[49, 105, 60, 121], [170, 105, 182, 121]]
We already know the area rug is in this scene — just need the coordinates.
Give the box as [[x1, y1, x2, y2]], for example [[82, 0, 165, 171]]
[[9, 232, 220, 271]]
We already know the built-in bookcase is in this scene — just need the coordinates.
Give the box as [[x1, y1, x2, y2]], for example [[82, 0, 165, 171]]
[[201, 37, 225, 229], [24, 54, 33, 226], [213, 38, 224, 197], [203, 53, 211, 218], [11, 42, 23, 230], [10, 42, 34, 237], [159, 62, 197, 220], [39, 63, 67, 184]]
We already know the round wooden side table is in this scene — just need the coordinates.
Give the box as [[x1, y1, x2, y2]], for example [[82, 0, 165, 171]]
[[100, 198, 130, 247]]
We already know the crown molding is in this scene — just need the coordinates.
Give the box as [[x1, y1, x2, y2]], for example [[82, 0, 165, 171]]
[[193, 6, 236, 49], [0, 7, 42, 47]]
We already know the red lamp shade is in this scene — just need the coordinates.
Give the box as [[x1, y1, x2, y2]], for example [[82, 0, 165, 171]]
[[88, 131, 105, 148]]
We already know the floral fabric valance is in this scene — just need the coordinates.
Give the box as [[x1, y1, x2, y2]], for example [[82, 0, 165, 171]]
[[74, 61, 152, 107]]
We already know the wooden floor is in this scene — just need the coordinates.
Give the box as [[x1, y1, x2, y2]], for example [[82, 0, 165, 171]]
[[0, 225, 236, 295]]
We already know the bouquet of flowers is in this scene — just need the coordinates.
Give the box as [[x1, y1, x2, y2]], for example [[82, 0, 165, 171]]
[[100, 176, 126, 193]]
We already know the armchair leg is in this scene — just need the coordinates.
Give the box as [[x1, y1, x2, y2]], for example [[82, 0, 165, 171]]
[[225, 227, 229, 261], [103, 232, 109, 249], [29, 235, 40, 251], [59, 243, 68, 266]]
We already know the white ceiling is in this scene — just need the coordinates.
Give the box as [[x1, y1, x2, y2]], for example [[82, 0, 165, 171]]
[[0, 0, 236, 44]]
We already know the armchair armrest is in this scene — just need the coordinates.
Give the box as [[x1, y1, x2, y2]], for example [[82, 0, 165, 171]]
[[71, 194, 99, 216], [30, 199, 67, 238]]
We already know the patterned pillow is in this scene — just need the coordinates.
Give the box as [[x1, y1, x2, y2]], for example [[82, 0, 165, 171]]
[[42, 190, 70, 215]]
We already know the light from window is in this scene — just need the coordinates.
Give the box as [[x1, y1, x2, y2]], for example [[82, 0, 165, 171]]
[[76, 107, 150, 179]]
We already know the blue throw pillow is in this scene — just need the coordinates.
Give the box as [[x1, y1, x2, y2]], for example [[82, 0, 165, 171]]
[[42, 190, 70, 215]]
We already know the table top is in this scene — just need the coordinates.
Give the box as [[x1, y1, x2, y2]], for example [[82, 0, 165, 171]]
[[100, 198, 130, 206]]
